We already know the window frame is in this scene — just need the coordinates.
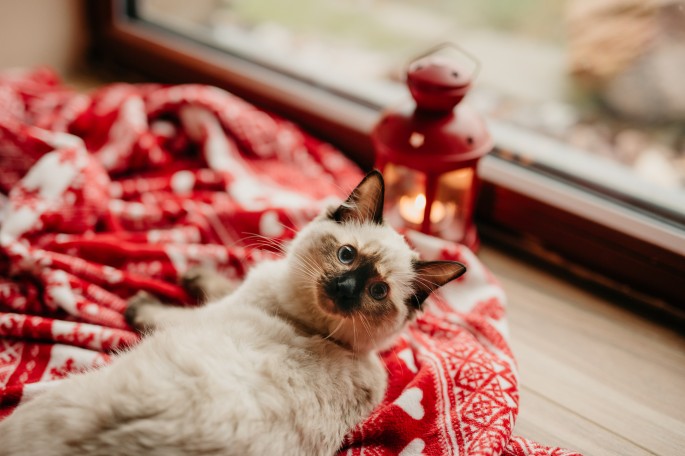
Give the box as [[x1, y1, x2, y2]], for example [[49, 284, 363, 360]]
[[88, 0, 685, 317]]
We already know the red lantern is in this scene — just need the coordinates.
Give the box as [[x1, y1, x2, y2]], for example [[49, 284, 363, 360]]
[[372, 45, 492, 251]]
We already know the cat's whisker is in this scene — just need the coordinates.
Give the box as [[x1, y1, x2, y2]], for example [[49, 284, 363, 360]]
[[277, 222, 299, 235], [328, 179, 354, 197], [292, 266, 319, 283], [240, 234, 289, 257], [291, 249, 317, 266], [295, 257, 325, 282], [248, 243, 287, 258], [294, 269, 318, 282], [358, 313, 380, 356], [323, 319, 345, 342], [413, 276, 443, 289], [291, 252, 315, 268], [292, 257, 319, 275], [390, 348, 406, 377], [292, 253, 323, 281], [242, 233, 288, 248], [359, 313, 372, 337], [351, 315, 358, 352]]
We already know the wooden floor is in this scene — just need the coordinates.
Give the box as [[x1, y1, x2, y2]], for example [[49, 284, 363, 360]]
[[480, 245, 685, 455]]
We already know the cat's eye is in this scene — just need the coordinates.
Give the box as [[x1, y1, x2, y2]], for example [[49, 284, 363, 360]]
[[337, 245, 356, 264], [368, 282, 389, 300]]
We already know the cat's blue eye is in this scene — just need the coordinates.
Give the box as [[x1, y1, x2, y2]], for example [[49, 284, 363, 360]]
[[369, 282, 389, 300], [337, 245, 356, 264]]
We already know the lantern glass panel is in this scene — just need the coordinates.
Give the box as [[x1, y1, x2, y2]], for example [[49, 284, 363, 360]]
[[383, 163, 474, 242], [434, 167, 474, 241], [384, 163, 427, 229]]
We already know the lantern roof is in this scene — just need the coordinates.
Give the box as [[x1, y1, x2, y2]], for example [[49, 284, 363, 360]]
[[372, 51, 492, 174], [407, 55, 472, 112]]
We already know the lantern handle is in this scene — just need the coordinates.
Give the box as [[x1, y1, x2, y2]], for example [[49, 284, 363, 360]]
[[406, 42, 482, 82]]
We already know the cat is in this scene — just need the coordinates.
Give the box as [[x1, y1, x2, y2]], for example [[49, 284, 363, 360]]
[[0, 170, 466, 456]]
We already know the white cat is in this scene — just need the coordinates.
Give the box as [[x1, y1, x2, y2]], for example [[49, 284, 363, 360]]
[[0, 171, 465, 456]]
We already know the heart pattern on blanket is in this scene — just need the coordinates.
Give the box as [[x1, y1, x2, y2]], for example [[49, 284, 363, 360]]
[[259, 210, 285, 238], [397, 347, 418, 373], [394, 387, 425, 420], [398, 438, 425, 456]]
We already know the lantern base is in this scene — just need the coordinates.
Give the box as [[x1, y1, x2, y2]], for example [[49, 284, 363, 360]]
[[419, 224, 480, 252], [386, 205, 480, 251], [462, 225, 480, 252], [437, 224, 480, 252]]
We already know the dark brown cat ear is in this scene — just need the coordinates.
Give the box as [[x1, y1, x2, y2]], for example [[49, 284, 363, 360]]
[[331, 170, 385, 225], [408, 260, 467, 309]]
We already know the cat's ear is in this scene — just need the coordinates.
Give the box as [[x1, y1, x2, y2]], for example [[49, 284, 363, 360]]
[[408, 260, 467, 309], [331, 170, 385, 225]]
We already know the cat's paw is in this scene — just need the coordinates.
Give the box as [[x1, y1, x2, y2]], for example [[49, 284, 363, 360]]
[[125, 291, 163, 332], [181, 266, 238, 303], [180, 267, 212, 302]]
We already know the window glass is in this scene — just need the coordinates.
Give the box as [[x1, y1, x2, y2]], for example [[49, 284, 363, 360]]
[[136, 0, 685, 223]]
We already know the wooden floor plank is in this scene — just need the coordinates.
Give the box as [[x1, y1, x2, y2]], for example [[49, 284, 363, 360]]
[[514, 387, 655, 456], [513, 336, 685, 455], [480, 248, 685, 366], [510, 306, 685, 423], [479, 246, 685, 455], [503, 278, 685, 422]]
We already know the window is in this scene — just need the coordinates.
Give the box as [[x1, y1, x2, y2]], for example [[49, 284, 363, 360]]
[[90, 0, 685, 311], [134, 0, 684, 220]]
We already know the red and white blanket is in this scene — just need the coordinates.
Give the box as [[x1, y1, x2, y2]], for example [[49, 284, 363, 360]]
[[0, 68, 579, 456]]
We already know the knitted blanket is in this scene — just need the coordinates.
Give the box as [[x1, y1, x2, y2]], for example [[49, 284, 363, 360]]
[[0, 68, 579, 456]]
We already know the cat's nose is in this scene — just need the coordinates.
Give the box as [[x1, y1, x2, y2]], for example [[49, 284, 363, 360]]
[[335, 275, 357, 299], [324, 273, 362, 312]]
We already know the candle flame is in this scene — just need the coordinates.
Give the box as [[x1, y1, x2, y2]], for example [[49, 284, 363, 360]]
[[399, 194, 451, 225]]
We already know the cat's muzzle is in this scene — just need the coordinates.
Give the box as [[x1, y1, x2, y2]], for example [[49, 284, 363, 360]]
[[323, 271, 363, 314]]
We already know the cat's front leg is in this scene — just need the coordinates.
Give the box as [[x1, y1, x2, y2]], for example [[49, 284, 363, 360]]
[[181, 266, 240, 304], [125, 268, 239, 332], [124, 291, 195, 332]]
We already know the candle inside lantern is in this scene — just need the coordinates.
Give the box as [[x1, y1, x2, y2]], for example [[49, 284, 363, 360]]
[[398, 194, 453, 225]]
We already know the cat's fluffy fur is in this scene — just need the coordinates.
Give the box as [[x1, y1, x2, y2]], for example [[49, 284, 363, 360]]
[[0, 171, 466, 456]]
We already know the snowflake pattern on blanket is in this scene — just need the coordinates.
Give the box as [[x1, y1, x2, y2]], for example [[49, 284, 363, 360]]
[[0, 68, 581, 456]]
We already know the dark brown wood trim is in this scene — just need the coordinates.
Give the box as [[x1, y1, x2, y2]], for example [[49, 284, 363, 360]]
[[477, 181, 685, 318]]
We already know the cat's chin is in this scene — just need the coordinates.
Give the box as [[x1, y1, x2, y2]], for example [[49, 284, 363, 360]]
[[312, 294, 401, 353], [316, 294, 351, 318]]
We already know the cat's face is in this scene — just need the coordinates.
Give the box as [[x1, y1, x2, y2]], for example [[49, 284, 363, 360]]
[[286, 171, 466, 352]]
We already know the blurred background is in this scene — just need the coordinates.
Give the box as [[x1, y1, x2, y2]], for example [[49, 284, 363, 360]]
[[1, 0, 684, 250], [0, 0, 87, 75], [133, 0, 685, 194]]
